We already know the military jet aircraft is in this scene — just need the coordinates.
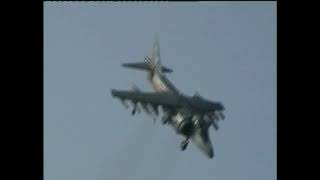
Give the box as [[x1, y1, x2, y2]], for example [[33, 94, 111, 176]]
[[111, 38, 225, 158]]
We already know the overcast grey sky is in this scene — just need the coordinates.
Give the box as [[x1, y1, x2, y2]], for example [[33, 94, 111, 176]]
[[44, 2, 276, 180]]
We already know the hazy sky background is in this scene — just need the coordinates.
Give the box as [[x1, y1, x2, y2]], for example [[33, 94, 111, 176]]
[[44, 2, 276, 180]]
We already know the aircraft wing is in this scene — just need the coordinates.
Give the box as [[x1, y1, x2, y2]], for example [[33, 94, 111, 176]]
[[111, 89, 183, 108]]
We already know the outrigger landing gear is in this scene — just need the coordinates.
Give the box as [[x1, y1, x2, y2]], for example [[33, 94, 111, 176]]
[[180, 138, 189, 151]]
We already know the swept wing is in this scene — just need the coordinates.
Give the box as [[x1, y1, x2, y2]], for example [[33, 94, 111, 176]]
[[111, 89, 183, 108]]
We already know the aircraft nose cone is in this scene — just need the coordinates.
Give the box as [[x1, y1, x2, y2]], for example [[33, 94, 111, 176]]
[[200, 141, 214, 158], [207, 147, 214, 158], [191, 129, 214, 159]]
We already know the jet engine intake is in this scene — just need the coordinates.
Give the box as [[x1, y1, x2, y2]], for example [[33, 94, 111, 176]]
[[172, 112, 194, 137]]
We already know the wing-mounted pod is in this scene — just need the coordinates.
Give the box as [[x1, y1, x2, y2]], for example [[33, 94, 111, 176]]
[[151, 104, 159, 116], [131, 84, 160, 123], [130, 100, 140, 115], [203, 111, 221, 131], [120, 98, 129, 109], [131, 84, 151, 116], [146, 103, 158, 124], [217, 111, 225, 120], [158, 106, 172, 124], [129, 85, 141, 115], [139, 102, 152, 115], [212, 120, 219, 130]]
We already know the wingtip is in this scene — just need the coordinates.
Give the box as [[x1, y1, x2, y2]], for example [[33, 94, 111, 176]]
[[110, 89, 116, 97], [166, 69, 173, 73], [162, 67, 173, 73], [121, 63, 130, 67], [220, 103, 225, 111]]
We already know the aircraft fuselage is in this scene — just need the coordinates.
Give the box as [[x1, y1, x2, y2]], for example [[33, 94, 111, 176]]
[[149, 70, 214, 158], [111, 38, 223, 158]]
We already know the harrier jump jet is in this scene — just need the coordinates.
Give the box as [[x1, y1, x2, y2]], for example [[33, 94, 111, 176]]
[[111, 38, 225, 158]]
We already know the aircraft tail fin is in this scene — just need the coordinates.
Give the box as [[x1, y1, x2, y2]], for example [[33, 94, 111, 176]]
[[147, 36, 162, 73], [122, 37, 173, 73]]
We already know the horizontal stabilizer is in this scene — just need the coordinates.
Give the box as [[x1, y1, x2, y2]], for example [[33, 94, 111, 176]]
[[122, 62, 173, 73]]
